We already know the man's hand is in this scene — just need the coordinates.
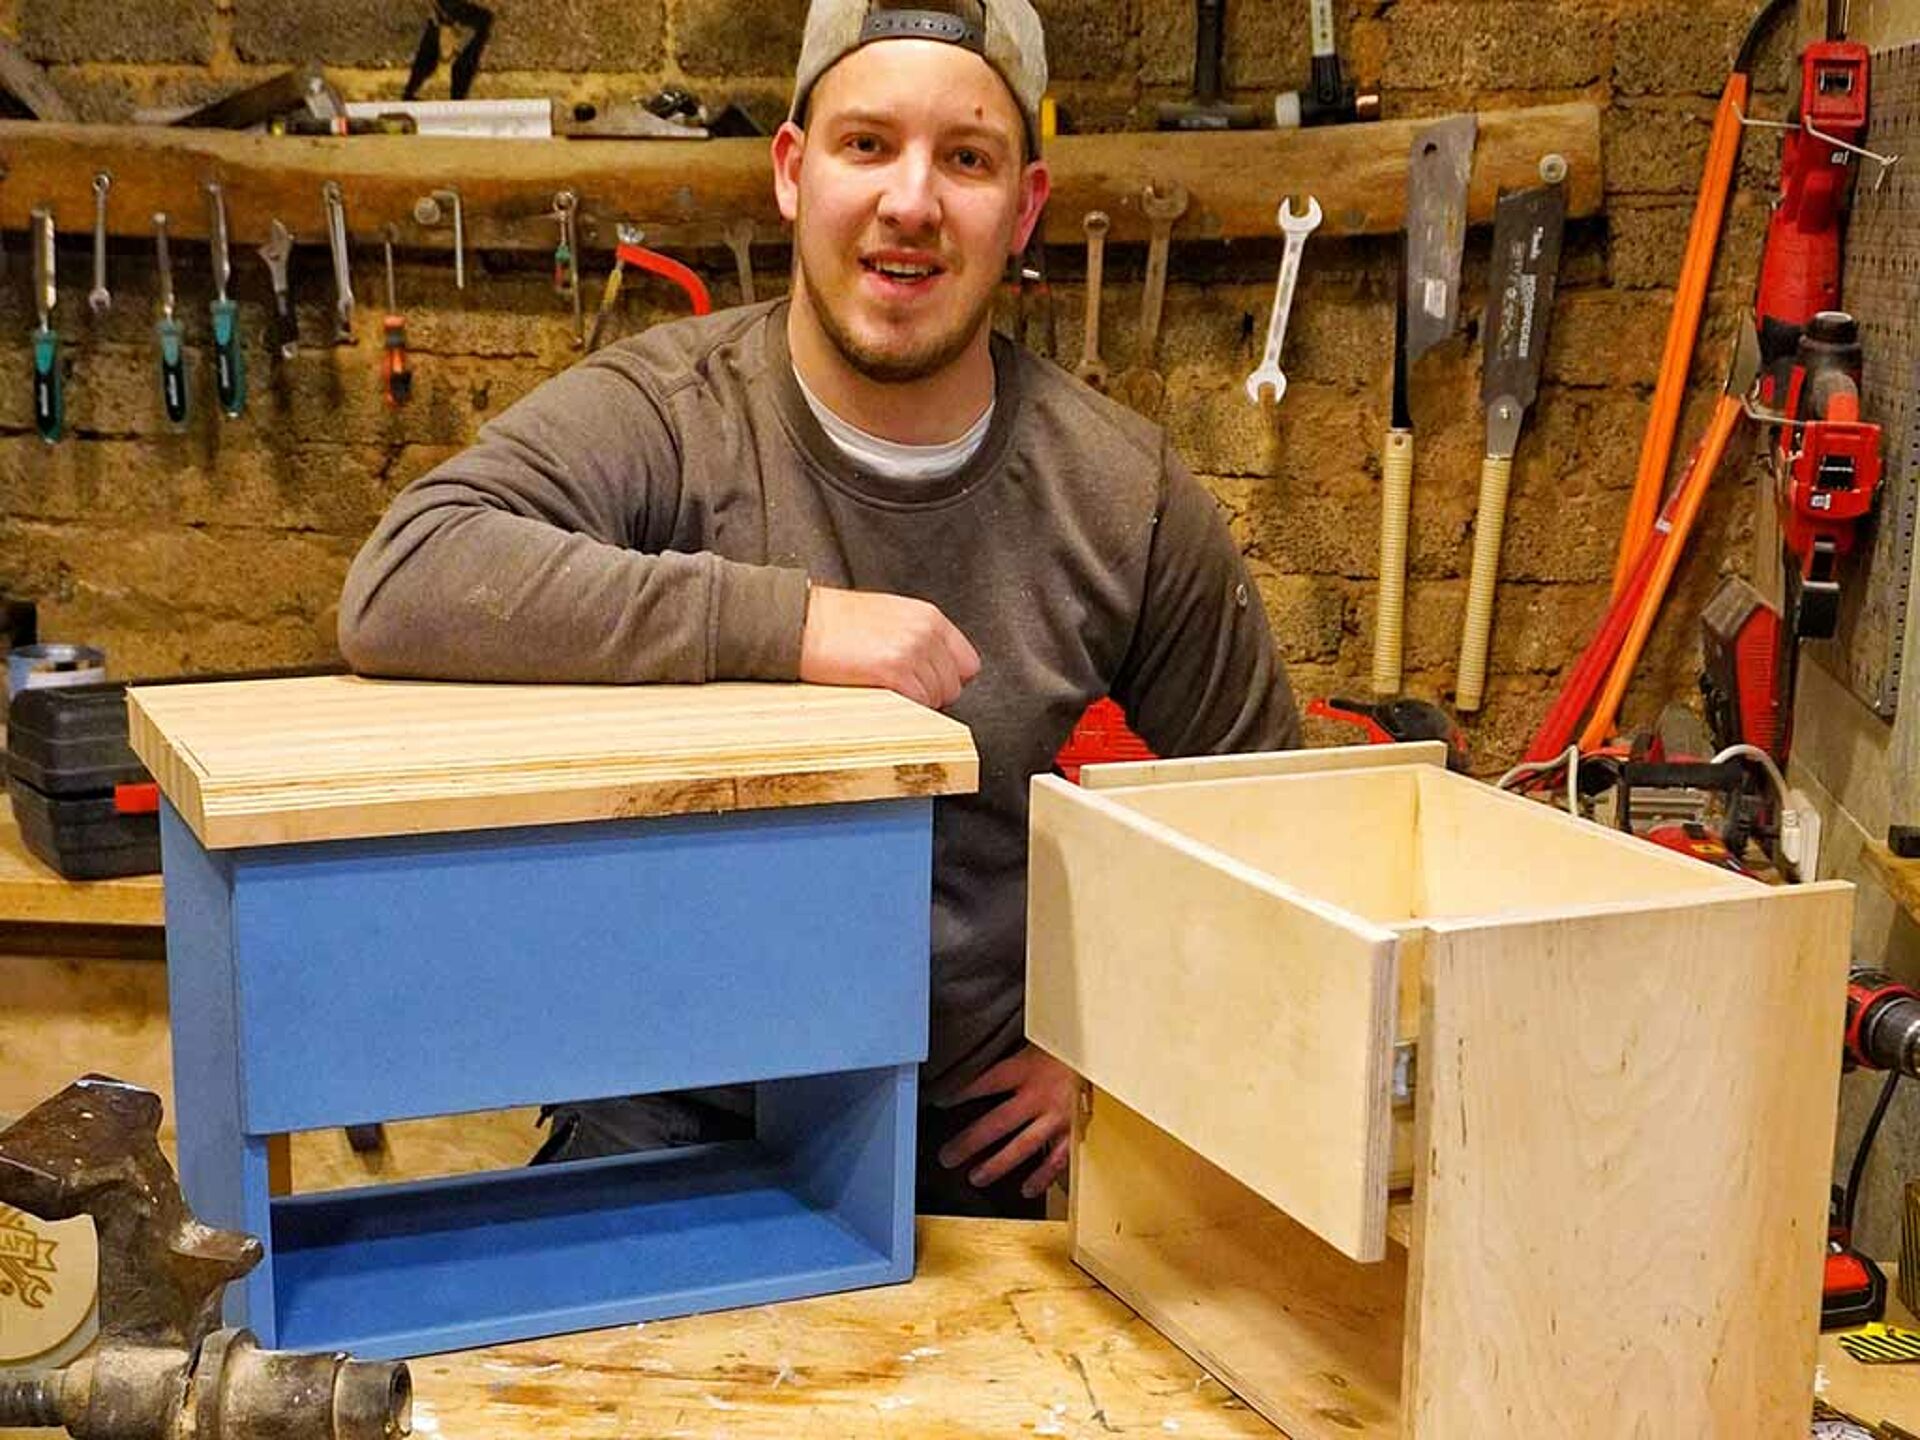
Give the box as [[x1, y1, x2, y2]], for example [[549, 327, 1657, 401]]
[[936, 1044, 1077, 1200], [799, 585, 981, 710]]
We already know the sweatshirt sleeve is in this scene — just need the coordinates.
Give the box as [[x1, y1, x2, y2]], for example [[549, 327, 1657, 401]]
[[337, 357, 810, 684], [1109, 440, 1302, 757]]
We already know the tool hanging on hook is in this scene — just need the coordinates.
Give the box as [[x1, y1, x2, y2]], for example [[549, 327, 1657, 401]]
[[152, 212, 189, 427], [403, 0, 492, 101], [206, 181, 246, 418], [30, 207, 62, 444], [553, 190, 583, 347], [88, 172, 111, 317]]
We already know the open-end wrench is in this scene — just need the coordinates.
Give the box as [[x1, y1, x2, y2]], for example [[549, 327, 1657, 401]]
[[88, 172, 111, 316], [1136, 180, 1189, 369], [1245, 195, 1321, 406], [1075, 210, 1110, 391], [322, 181, 354, 343]]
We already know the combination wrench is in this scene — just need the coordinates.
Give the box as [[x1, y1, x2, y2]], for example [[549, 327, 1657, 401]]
[[88, 172, 111, 316], [1245, 195, 1321, 406], [1074, 210, 1110, 392]]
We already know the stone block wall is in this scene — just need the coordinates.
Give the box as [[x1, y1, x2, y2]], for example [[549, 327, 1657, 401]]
[[0, 0, 1799, 772]]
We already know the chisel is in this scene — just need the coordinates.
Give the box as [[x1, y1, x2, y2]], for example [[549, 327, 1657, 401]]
[[206, 181, 246, 417], [153, 212, 189, 426], [1455, 182, 1565, 712]]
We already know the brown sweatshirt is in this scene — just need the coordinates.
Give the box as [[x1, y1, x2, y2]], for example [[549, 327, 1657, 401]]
[[339, 300, 1300, 1099]]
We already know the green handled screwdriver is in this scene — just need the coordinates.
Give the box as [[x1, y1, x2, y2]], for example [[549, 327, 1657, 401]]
[[206, 181, 246, 417], [29, 207, 62, 444], [153, 212, 188, 426]]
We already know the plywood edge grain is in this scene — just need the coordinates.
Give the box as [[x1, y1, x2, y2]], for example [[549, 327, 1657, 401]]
[[1028, 777, 1397, 1261], [1080, 740, 1446, 790], [1069, 1089, 1406, 1440]]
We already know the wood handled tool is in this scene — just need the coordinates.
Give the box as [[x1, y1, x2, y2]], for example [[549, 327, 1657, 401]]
[[1454, 181, 1565, 712], [152, 212, 188, 426], [1373, 114, 1474, 695], [30, 207, 62, 444], [206, 181, 246, 418]]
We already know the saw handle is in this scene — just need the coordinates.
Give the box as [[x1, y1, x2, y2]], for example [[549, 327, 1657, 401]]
[[1455, 452, 1512, 712], [1372, 428, 1414, 695]]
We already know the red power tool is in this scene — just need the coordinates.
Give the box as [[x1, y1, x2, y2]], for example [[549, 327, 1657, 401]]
[[1774, 311, 1883, 643], [1825, 969, 1920, 1329], [1755, 30, 1869, 405]]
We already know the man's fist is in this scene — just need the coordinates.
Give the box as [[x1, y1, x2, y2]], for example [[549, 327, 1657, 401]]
[[799, 585, 981, 710]]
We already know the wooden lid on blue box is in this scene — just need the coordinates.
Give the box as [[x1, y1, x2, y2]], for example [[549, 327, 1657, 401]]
[[127, 676, 979, 849]]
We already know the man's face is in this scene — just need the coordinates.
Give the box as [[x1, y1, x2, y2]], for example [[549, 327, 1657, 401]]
[[773, 39, 1050, 384]]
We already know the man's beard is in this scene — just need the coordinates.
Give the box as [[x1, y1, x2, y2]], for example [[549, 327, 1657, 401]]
[[802, 255, 994, 384]]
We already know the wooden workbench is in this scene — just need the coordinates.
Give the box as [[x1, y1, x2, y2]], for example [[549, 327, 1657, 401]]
[[0, 810, 162, 927], [388, 1219, 1920, 1439], [404, 1217, 1274, 1439]]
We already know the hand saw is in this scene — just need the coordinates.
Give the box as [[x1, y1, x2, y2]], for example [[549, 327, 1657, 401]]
[[1372, 113, 1474, 695], [1455, 181, 1566, 713]]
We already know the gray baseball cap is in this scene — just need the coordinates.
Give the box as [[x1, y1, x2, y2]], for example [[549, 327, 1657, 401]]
[[790, 0, 1048, 152]]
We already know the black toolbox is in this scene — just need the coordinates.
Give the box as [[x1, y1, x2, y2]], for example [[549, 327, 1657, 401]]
[[6, 681, 160, 880]]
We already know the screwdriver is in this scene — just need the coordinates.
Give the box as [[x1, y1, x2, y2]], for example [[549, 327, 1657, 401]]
[[206, 181, 246, 417], [29, 207, 62, 444], [153, 213, 188, 426], [381, 225, 412, 407]]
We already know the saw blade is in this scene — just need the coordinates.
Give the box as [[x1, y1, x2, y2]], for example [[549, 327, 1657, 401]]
[[1481, 182, 1567, 456], [1404, 113, 1476, 363]]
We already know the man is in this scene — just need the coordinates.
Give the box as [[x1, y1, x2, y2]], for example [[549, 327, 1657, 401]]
[[338, 0, 1299, 1217]]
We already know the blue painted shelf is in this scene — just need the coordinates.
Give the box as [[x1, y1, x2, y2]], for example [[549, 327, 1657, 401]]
[[270, 1142, 904, 1359]]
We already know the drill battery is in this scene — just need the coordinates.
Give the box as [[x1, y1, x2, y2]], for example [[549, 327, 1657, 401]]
[[6, 680, 160, 880]]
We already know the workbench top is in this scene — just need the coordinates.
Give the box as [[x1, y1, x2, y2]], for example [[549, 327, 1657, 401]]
[[126, 676, 979, 849], [0, 810, 162, 927], [404, 1217, 1273, 1439], [389, 1218, 1920, 1438]]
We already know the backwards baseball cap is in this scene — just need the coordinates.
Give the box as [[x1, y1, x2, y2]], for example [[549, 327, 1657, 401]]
[[790, 0, 1048, 153]]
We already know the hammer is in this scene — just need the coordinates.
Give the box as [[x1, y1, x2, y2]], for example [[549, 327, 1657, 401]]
[[1273, 0, 1380, 127], [1157, 0, 1259, 130]]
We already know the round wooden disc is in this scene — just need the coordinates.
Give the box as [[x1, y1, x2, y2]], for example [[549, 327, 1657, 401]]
[[0, 1204, 98, 1369]]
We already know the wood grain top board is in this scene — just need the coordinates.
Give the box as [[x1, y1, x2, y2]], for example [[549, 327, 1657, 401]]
[[126, 676, 978, 850]]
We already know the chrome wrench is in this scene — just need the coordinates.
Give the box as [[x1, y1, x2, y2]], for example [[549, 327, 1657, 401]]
[[1245, 195, 1321, 405], [88, 172, 111, 316], [1075, 210, 1110, 391], [322, 181, 354, 343], [1136, 180, 1189, 368]]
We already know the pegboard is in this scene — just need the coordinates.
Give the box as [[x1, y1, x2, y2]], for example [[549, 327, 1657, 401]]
[[1831, 39, 1920, 719]]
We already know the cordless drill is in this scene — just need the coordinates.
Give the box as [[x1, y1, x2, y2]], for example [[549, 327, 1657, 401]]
[[1825, 969, 1920, 1329]]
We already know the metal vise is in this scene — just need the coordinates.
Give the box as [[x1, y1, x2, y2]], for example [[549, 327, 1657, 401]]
[[0, 1076, 411, 1440]]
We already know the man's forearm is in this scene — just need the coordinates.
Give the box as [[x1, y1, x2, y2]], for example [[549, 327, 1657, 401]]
[[339, 482, 809, 684]]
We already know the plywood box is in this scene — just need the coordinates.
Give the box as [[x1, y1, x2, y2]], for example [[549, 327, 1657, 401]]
[[1027, 745, 1852, 1439]]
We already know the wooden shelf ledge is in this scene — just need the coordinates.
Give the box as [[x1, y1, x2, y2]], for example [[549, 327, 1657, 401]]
[[0, 101, 1599, 255], [1863, 842, 1920, 928]]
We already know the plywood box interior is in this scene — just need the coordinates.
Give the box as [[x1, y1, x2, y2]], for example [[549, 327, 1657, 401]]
[[1027, 746, 1854, 1439]]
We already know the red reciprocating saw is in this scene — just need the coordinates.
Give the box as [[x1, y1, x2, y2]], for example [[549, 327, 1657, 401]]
[[1755, 33, 1869, 404]]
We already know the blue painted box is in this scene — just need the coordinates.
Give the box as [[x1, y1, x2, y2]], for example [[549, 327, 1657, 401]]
[[129, 677, 978, 1359]]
